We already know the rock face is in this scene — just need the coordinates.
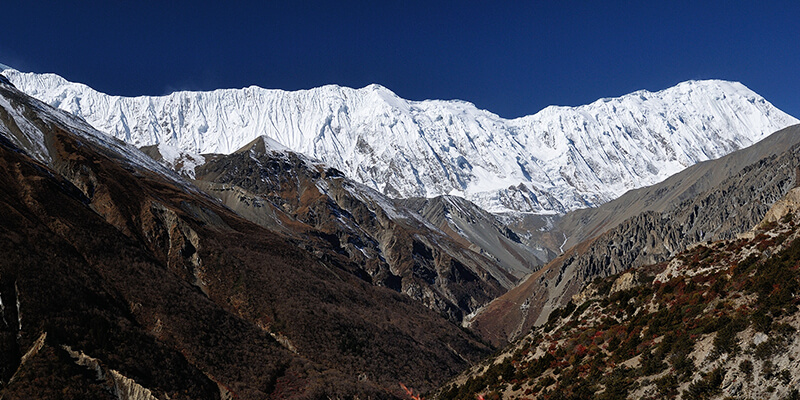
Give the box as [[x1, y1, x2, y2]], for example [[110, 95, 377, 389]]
[[0, 69, 491, 399], [61, 345, 160, 400], [608, 271, 638, 295], [439, 186, 800, 400], [5, 68, 797, 213], [760, 185, 800, 226], [471, 124, 800, 346]]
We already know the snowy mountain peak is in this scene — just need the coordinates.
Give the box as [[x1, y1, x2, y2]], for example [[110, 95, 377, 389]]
[[235, 135, 292, 155], [4, 68, 797, 214]]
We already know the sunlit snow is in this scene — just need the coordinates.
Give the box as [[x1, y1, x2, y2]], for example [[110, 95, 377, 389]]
[[5, 69, 797, 214]]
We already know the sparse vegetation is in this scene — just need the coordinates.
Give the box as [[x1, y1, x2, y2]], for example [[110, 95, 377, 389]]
[[438, 204, 800, 400]]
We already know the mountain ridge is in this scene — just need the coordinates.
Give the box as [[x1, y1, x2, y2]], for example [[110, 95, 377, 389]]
[[4, 68, 796, 214], [188, 135, 516, 323]]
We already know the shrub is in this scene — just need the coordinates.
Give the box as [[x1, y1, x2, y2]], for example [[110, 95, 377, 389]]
[[671, 351, 695, 381], [751, 309, 773, 333], [762, 360, 774, 379], [538, 375, 556, 389], [755, 337, 784, 360], [734, 254, 759, 275], [779, 369, 792, 385], [683, 367, 724, 400], [598, 366, 632, 400], [640, 348, 667, 376], [738, 359, 753, 378], [711, 316, 747, 356], [562, 301, 577, 318], [655, 374, 678, 398], [606, 336, 621, 353], [546, 308, 563, 328]]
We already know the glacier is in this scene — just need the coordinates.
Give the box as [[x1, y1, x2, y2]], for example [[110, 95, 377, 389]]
[[3, 67, 797, 214]]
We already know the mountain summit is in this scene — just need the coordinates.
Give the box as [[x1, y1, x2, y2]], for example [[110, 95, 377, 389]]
[[4, 69, 797, 214]]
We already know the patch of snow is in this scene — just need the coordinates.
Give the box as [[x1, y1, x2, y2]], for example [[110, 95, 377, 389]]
[[315, 179, 330, 195], [344, 181, 404, 220], [753, 332, 769, 346], [157, 142, 205, 179], [14, 281, 21, 331], [0, 95, 52, 164], [259, 135, 291, 153]]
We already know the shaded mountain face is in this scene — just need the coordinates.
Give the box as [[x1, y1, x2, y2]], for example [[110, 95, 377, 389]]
[[184, 136, 515, 324], [0, 74, 491, 399], [398, 195, 556, 278], [6, 68, 797, 214], [441, 186, 800, 400], [471, 125, 800, 346]]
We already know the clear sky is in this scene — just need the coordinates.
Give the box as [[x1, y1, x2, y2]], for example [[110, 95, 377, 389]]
[[2, 1, 799, 119]]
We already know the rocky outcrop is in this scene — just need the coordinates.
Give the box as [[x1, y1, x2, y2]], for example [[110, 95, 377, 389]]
[[6, 332, 46, 385], [609, 271, 638, 295], [62, 345, 159, 400], [760, 186, 800, 226], [142, 202, 208, 294]]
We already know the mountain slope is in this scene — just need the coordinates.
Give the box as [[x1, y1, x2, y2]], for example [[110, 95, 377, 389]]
[[185, 136, 515, 323], [440, 186, 800, 400], [0, 67, 490, 399], [471, 124, 800, 346], [5, 68, 796, 213], [399, 195, 556, 278]]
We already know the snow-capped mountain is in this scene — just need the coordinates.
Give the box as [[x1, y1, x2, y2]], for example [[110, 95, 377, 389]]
[[3, 67, 797, 214]]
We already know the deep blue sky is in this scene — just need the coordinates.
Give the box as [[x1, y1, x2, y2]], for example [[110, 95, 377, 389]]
[[2, 1, 799, 118]]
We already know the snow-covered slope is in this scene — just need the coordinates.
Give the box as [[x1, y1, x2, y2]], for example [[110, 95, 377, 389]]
[[3, 68, 797, 213], [0, 76, 184, 186]]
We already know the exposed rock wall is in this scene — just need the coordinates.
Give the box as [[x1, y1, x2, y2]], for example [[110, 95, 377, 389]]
[[63, 344, 159, 400]]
